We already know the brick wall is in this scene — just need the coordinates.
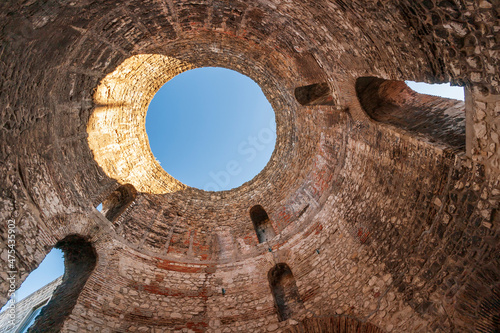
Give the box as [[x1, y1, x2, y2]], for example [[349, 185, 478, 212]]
[[0, 1, 498, 332]]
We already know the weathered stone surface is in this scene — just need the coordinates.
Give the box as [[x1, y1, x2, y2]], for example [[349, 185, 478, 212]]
[[0, 1, 499, 332]]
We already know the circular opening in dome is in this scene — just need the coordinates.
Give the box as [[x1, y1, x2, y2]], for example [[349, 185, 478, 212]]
[[146, 67, 276, 192]]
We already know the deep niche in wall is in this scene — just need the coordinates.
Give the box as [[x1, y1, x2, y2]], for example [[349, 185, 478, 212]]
[[355, 77, 466, 150], [1, 236, 96, 332]]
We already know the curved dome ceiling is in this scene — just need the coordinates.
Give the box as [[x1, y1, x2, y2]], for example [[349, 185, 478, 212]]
[[1, 1, 498, 332]]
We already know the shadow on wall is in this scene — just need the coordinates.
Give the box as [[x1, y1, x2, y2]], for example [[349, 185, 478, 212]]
[[284, 315, 384, 333], [355, 77, 466, 151], [454, 258, 500, 332]]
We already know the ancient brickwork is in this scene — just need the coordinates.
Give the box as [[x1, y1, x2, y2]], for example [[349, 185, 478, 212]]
[[468, 88, 500, 176], [0, 0, 498, 332]]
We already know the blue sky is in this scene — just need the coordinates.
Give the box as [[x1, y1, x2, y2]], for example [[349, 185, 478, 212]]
[[406, 81, 464, 100], [146, 67, 276, 191], [0, 77, 465, 317], [0, 248, 64, 312]]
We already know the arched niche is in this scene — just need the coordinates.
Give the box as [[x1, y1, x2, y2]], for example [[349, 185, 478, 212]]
[[250, 205, 276, 243], [295, 82, 335, 106], [100, 184, 137, 222], [268, 263, 303, 321]]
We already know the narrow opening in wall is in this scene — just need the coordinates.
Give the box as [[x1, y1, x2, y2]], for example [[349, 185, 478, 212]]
[[297, 204, 309, 218], [0, 248, 64, 331], [0, 249, 63, 312], [268, 263, 304, 321], [355, 77, 466, 150], [100, 184, 137, 222], [26, 235, 97, 332], [250, 205, 276, 243]]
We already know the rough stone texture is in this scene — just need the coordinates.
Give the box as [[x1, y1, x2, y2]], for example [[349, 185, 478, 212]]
[[468, 87, 500, 176], [0, 1, 499, 332], [28, 235, 97, 333], [284, 315, 385, 333]]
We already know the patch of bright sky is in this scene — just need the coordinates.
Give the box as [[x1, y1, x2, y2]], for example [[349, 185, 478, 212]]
[[0, 248, 64, 313], [146, 67, 276, 191], [406, 81, 464, 101]]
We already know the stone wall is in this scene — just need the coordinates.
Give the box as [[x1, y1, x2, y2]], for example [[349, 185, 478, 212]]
[[0, 0, 498, 332]]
